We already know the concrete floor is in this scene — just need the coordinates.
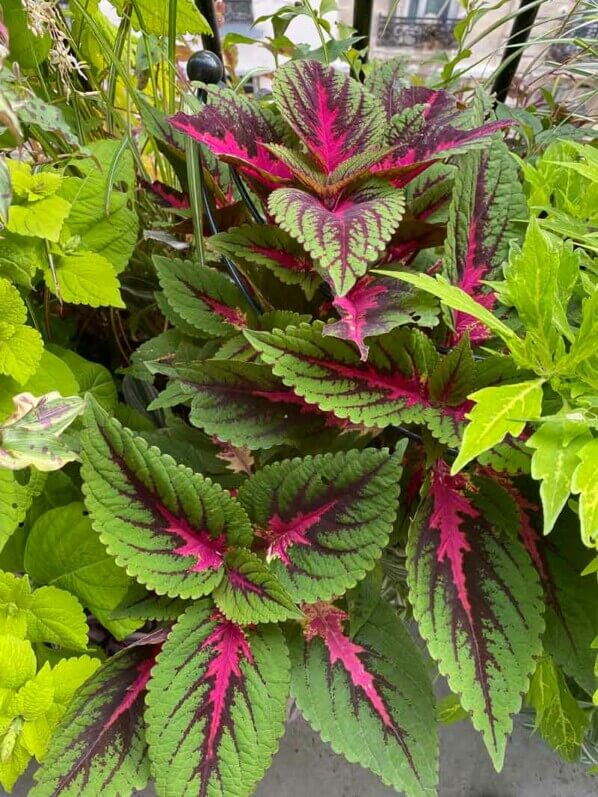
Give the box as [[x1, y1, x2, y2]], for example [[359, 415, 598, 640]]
[[12, 714, 595, 796]]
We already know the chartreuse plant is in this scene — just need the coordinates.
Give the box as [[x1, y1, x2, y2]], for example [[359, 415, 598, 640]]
[[21, 57, 596, 797]]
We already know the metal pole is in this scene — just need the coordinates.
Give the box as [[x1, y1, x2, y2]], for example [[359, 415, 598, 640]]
[[194, 0, 223, 59], [492, 0, 543, 104], [352, 0, 374, 63]]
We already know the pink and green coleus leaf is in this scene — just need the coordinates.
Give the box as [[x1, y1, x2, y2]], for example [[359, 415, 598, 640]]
[[268, 179, 405, 297], [153, 256, 252, 338], [145, 601, 290, 797], [271, 59, 386, 174], [149, 360, 339, 451], [213, 547, 303, 624], [407, 462, 545, 770], [443, 137, 527, 343], [238, 446, 404, 603], [31, 639, 161, 797], [244, 321, 471, 446], [323, 273, 439, 360], [80, 399, 253, 599], [287, 599, 438, 797], [207, 224, 321, 299], [168, 86, 291, 188], [375, 89, 509, 184]]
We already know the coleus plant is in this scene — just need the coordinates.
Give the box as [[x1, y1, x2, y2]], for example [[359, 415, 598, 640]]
[[30, 58, 597, 797]]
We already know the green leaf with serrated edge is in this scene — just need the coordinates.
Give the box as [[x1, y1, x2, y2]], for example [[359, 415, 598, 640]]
[[149, 360, 334, 451], [238, 447, 404, 604], [213, 547, 302, 624], [541, 517, 598, 696], [207, 224, 321, 299], [0, 572, 88, 650], [527, 421, 592, 536], [52, 347, 117, 410], [407, 466, 544, 770], [24, 502, 144, 639], [79, 399, 252, 599], [0, 230, 45, 287], [154, 256, 251, 337], [0, 469, 44, 551], [571, 437, 598, 549], [269, 180, 405, 297], [526, 657, 589, 763], [45, 251, 124, 308], [30, 641, 159, 797], [6, 195, 71, 242], [323, 274, 439, 361], [288, 600, 438, 797], [0, 277, 43, 384], [244, 322, 469, 446], [451, 380, 544, 474], [145, 601, 289, 797], [0, 635, 37, 689]]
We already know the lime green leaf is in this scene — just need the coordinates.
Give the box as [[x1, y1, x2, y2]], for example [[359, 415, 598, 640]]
[[0, 278, 43, 383], [527, 421, 592, 535], [0, 230, 45, 287], [451, 380, 544, 474], [0, 635, 36, 689], [0, 572, 88, 649], [24, 502, 144, 639], [527, 658, 589, 763], [111, 0, 211, 35], [0, 349, 80, 421], [45, 251, 124, 308], [6, 194, 71, 242], [571, 438, 598, 548]]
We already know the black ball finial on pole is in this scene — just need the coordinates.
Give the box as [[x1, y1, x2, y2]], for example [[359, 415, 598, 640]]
[[186, 50, 224, 85]]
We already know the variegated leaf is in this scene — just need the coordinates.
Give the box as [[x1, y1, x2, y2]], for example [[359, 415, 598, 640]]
[[245, 322, 471, 446], [169, 87, 291, 188], [407, 464, 545, 769], [31, 639, 161, 797], [213, 547, 303, 624], [444, 136, 527, 343], [80, 399, 253, 599], [272, 59, 386, 174], [269, 180, 405, 297], [149, 361, 336, 450], [288, 600, 438, 797], [238, 447, 404, 603], [154, 256, 251, 337], [145, 601, 290, 797], [207, 224, 321, 299], [323, 274, 439, 360]]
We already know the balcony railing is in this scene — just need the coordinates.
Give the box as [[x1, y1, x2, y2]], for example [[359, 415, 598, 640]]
[[376, 14, 461, 49], [548, 19, 598, 63]]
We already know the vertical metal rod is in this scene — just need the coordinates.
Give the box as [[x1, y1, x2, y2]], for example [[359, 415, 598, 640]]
[[194, 0, 223, 59], [492, 0, 543, 104], [352, 0, 374, 63]]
